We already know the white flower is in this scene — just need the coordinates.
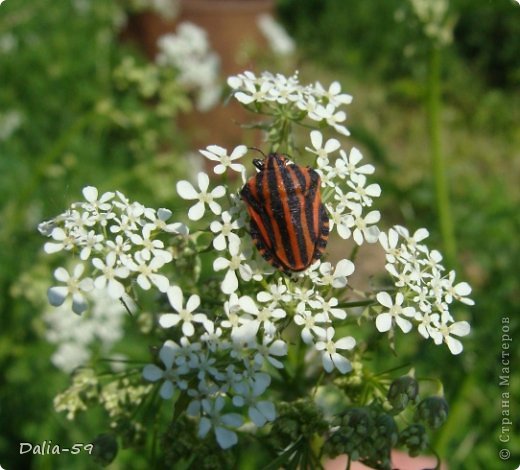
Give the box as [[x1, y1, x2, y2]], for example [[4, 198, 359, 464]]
[[251, 335, 288, 369], [142, 340, 189, 399], [346, 173, 381, 207], [415, 310, 440, 339], [375, 292, 416, 333], [92, 252, 129, 299], [394, 225, 429, 252], [47, 264, 94, 315], [309, 295, 346, 321], [432, 319, 470, 355], [213, 242, 253, 294], [176, 172, 226, 221], [326, 205, 352, 240], [256, 281, 292, 307], [143, 207, 188, 235], [308, 103, 349, 136], [236, 295, 286, 339], [335, 148, 375, 178], [221, 293, 252, 334], [200, 145, 247, 176], [130, 228, 173, 263], [82, 186, 115, 212], [159, 285, 207, 337], [442, 271, 474, 306], [305, 130, 340, 167], [315, 327, 356, 373], [198, 396, 244, 449], [43, 227, 78, 254], [294, 309, 327, 344], [347, 206, 380, 245], [79, 230, 104, 260], [232, 374, 276, 426], [156, 23, 221, 111], [315, 259, 355, 288], [231, 75, 273, 105], [210, 211, 241, 251], [313, 80, 353, 108], [379, 228, 401, 263], [123, 252, 169, 292]]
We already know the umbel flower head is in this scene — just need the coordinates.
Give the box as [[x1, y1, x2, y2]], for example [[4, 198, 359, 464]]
[[39, 70, 473, 454]]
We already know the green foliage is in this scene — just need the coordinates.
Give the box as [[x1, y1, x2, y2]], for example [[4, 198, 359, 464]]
[[0, 1, 190, 468]]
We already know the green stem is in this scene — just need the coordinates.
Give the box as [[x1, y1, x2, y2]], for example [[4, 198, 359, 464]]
[[427, 45, 456, 267]]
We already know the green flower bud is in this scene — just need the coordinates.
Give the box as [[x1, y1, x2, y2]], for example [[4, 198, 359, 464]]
[[399, 424, 429, 457], [387, 376, 419, 411], [415, 396, 449, 429], [375, 413, 399, 448], [91, 433, 118, 466]]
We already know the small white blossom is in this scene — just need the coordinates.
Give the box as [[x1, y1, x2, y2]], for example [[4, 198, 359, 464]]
[[294, 309, 327, 344], [375, 292, 416, 333], [315, 327, 356, 374], [305, 130, 340, 167], [432, 319, 471, 355], [123, 252, 169, 292], [47, 264, 94, 315], [177, 172, 226, 221], [92, 252, 129, 299], [198, 396, 244, 449], [200, 144, 247, 176], [251, 335, 288, 369], [210, 211, 241, 251], [142, 340, 189, 399], [213, 242, 253, 294], [315, 259, 355, 288], [159, 286, 207, 337], [335, 148, 375, 179], [347, 206, 380, 245]]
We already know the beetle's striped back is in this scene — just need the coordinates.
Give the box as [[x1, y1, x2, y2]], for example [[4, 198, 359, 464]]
[[241, 153, 329, 272]]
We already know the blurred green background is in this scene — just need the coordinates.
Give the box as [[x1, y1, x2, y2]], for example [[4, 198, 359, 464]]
[[0, 0, 518, 469]]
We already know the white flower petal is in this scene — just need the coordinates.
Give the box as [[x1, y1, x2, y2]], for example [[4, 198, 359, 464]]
[[215, 426, 238, 449], [376, 313, 392, 332], [176, 181, 198, 200], [159, 380, 174, 399], [188, 201, 205, 221], [142, 364, 163, 382]]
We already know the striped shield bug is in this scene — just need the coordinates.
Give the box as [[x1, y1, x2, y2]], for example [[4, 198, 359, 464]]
[[240, 152, 329, 273]]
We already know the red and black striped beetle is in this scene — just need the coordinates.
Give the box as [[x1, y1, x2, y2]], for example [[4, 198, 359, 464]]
[[240, 152, 329, 273]]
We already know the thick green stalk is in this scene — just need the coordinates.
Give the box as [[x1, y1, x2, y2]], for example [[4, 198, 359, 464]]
[[427, 45, 456, 267]]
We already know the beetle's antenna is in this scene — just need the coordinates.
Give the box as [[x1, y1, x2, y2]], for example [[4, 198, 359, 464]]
[[248, 147, 267, 158]]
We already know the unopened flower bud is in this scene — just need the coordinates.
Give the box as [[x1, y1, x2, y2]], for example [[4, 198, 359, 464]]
[[387, 376, 419, 411], [399, 424, 428, 457], [415, 396, 449, 429], [91, 433, 118, 466]]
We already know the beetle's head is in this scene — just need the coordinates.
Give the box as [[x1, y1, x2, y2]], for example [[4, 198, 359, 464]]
[[253, 158, 264, 171]]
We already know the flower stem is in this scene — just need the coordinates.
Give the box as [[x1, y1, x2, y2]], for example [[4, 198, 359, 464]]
[[427, 45, 456, 267]]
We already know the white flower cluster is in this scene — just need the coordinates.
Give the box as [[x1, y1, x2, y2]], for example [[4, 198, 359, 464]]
[[309, 130, 381, 245], [156, 22, 221, 111], [409, 0, 453, 45], [227, 71, 352, 136], [39, 186, 187, 314], [44, 289, 126, 373], [40, 73, 473, 451], [377, 226, 472, 354]]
